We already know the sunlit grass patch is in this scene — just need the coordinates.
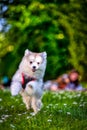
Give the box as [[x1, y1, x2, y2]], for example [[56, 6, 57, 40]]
[[0, 90, 87, 130]]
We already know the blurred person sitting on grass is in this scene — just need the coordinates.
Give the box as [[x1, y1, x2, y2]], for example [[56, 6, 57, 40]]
[[43, 74, 69, 91], [65, 69, 84, 91], [56, 74, 70, 90], [43, 70, 87, 92]]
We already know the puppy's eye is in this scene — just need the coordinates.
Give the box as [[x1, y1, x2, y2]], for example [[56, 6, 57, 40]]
[[30, 61, 33, 64], [37, 62, 40, 65]]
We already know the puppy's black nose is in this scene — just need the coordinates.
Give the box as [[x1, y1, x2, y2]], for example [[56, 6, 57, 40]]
[[33, 66, 36, 69]]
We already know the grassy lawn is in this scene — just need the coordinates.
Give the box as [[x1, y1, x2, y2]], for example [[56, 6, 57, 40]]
[[0, 89, 87, 130]]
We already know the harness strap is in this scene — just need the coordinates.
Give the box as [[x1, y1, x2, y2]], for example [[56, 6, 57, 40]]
[[22, 73, 25, 85], [21, 73, 36, 89]]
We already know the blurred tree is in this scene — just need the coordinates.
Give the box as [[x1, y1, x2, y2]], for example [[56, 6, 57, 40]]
[[58, 0, 87, 79]]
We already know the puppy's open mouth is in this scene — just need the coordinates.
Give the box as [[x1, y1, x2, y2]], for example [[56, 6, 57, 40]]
[[32, 68, 37, 72]]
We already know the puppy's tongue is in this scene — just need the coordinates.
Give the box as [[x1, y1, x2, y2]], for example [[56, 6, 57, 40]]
[[32, 68, 36, 72]]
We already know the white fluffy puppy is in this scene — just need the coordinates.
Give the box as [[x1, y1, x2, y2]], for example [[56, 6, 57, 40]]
[[10, 49, 47, 114]]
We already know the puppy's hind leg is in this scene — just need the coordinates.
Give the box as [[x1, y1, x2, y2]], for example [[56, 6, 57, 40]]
[[25, 96, 31, 110], [22, 95, 31, 110], [31, 97, 38, 114]]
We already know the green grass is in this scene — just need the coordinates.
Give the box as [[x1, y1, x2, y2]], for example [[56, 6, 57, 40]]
[[0, 90, 87, 130]]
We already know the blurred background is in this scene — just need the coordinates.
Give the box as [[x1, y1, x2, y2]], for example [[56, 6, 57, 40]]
[[0, 0, 87, 81]]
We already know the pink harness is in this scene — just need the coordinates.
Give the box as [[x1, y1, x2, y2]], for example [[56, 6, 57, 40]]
[[21, 73, 36, 89]]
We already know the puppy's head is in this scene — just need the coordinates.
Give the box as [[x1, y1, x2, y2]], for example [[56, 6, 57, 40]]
[[24, 49, 47, 72]]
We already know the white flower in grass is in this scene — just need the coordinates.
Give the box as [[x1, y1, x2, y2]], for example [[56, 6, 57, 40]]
[[27, 116, 31, 119], [67, 112, 71, 115], [46, 106, 49, 109], [63, 103, 67, 106], [0, 98, 2, 102], [47, 119, 52, 122], [11, 105, 14, 108], [10, 124, 15, 128], [22, 112, 27, 114], [59, 110, 62, 113], [4, 115, 9, 118], [1, 114, 10, 120], [73, 101, 78, 105], [77, 94, 81, 97], [30, 112, 35, 116], [0, 120, 3, 123], [18, 114, 22, 116], [1, 117, 5, 120], [49, 104, 53, 106], [58, 91, 64, 94], [79, 104, 84, 107]]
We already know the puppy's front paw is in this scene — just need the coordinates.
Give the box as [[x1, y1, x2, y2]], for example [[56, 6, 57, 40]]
[[25, 84, 34, 96], [28, 85, 33, 89], [19, 89, 24, 96]]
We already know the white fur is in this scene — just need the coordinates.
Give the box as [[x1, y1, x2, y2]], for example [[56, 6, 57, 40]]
[[10, 49, 47, 114]]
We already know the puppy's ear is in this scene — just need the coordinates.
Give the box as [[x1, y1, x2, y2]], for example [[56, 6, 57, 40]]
[[42, 52, 47, 59], [24, 49, 32, 56]]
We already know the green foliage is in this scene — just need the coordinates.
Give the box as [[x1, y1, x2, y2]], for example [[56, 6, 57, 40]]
[[58, 0, 87, 79], [0, 0, 87, 80], [0, 90, 87, 129], [0, 34, 14, 58]]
